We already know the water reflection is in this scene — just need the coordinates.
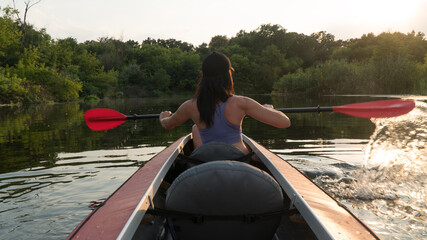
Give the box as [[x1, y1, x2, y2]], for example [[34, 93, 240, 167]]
[[0, 146, 164, 238], [0, 96, 425, 240]]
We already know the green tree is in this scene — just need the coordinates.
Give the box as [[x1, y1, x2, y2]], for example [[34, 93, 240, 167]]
[[151, 68, 170, 93], [0, 7, 21, 66], [118, 63, 145, 86], [405, 31, 427, 62], [85, 68, 119, 98], [283, 32, 316, 67], [11, 52, 82, 101], [196, 43, 210, 60], [311, 31, 341, 63], [256, 44, 288, 90], [44, 37, 77, 70], [10, 0, 43, 54], [417, 55, 427, 93], [369, 32, 419, 93], [0, 71, 41, 103], [84, 37, 136, 71], [209, 35, 229, 52], [166, 49, 200, 91], [229, 53, 256, 93]]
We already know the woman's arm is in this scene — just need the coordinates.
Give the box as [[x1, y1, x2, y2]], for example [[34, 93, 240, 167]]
[[159, 100, 193, 130], [241, 96, 291, 128]]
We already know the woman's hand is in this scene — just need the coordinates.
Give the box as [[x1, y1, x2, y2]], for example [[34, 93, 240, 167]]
[[160, 111, 172, 119], [263, 104, 274, 109], [159, 111, 172, 128]]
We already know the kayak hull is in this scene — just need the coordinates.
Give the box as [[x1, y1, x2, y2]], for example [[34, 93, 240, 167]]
[[67, 134, 380, 240]]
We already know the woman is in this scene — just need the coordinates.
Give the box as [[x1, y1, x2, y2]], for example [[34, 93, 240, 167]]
[[159, 52, 290, 154]]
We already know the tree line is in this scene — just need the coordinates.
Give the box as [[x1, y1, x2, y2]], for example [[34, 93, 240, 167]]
[[1, 5, 427, 104]]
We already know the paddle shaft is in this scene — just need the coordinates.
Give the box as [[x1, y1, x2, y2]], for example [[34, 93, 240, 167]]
[[277, 106, 333, 114], [123, 107, 333, 120], [126, 114, 160, 120]]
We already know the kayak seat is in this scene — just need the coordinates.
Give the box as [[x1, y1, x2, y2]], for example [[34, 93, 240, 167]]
[[176, 142, 254, 170], [165, 161, 285, 240], [190, 141, 246, 161]]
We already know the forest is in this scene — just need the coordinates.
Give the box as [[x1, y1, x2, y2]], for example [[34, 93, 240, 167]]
[[1, 5, 427, 104]]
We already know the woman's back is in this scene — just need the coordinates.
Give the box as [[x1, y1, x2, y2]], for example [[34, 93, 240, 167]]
[[198, 98, 242, 145], [159, 52, 290, 154]]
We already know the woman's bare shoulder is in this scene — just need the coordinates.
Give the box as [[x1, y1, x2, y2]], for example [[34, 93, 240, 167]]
[[181, 98, 197, 108], [229, 95, 251, 104], [181, 99, 199, 117], [229, 95, 257, 107]]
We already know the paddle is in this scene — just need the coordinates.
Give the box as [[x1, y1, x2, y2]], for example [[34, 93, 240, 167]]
[[85, 99, 415, 131]]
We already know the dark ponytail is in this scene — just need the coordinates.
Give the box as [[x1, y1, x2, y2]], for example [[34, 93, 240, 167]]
[[194, 52, 234, 127]]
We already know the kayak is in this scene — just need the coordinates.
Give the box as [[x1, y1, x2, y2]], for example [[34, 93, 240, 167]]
[[67, 134, 380, 240]]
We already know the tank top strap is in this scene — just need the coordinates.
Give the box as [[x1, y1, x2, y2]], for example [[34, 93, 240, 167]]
[[218, 100, 227, 113]]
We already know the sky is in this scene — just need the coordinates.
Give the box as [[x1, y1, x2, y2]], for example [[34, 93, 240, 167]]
[[3, 0, 427, 45]]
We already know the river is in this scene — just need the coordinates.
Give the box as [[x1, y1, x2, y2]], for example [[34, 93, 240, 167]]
[[0, 95, 425, 239]]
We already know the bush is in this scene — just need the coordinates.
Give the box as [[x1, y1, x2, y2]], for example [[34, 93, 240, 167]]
[[6, 61, 82, 102], [84, 94, 100, 102], [85, 69, 119, 98], [0, 71, 42, 104], [273, 57, 425, 95], [273, 68, 316, 95]]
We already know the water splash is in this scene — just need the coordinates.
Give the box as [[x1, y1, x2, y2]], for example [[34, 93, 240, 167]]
[[315, 100, 427, 239], [349, 101, 426, 198], [363, 101, 426, 174]]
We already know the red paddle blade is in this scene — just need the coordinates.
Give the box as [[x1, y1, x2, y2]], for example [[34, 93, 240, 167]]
[[333, 99, 415, 118], [85, 108, 127, 131]]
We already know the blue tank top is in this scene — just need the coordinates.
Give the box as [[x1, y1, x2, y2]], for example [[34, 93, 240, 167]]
[[199, 100, 242, 144]]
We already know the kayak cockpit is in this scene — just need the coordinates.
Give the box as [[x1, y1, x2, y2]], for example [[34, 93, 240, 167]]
[[131, 137, 317, 240]]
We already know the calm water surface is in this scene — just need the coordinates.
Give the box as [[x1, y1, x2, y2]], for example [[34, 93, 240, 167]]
[[0, 95, 425, 240]]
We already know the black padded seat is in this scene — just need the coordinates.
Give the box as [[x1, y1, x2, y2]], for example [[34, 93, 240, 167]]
[[165, 161, 285, 240], [189, 141, 245, 162]]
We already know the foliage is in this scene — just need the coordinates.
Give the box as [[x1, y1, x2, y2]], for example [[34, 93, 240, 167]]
[[0, 71, 41, 103], [0, 7, 21, 66], [1, 4, 427, 103], [9, 58, 82, 101], [83, 68, 118, 98], [275, 31, 427, 95], [84, 94, 100, 102], [274, 56, 426, 95], [143, 37, 194, 52]]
